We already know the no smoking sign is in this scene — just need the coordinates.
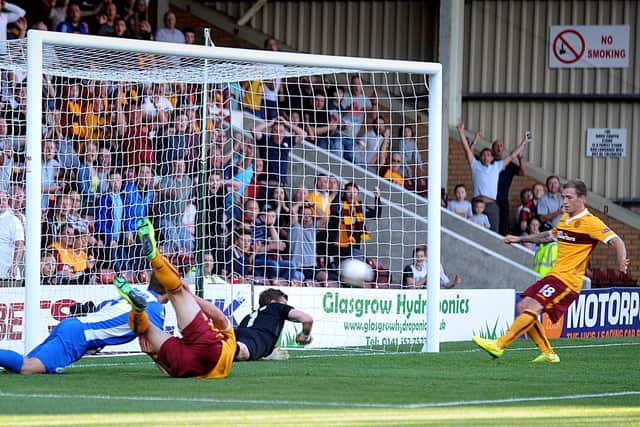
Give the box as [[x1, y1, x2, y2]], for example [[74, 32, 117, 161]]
[[552, 29, 585, 64]]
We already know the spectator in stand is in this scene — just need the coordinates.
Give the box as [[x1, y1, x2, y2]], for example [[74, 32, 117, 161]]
[[184, 252, 226, 292], [269, 184, 292, 234], [514, 187, 533, 232], [126, 0, 153, 40], [155, 111, 195, 176], [8, 184, 25, 225], [326, 86, 355, 163], [44, 109, 79, 172], [441, 187, 449, 208], [242, 80, 264, 119], [303, 93, 327, 149], [122, 165, 154, 271], [520, 216, 542, 252], [395, 125, 425, 181], [40, 251, 60, 285], [56, 3, 89, 34], [306, 174, 332, 221], [155, 10, 184, 44], [183, 27, 196, 45], [518, 182, 545, 234], [60, 79, 87, 140], [328, 182, 381, 261], [290, 202, 328, 285], [96, 2, 118, 36], [537, 175, 563, 229], [224, 229, 254, 283], [224, 143, 254, 228], [203, 172, 226, 275], [447, 184, 473, 219], [252, 116, 305, 185], [357, 115, 391, 174], [85, 83, 112, 143], [116, 100, 154, 168], [383, 152, 405, 187], [66, 190, 90, 234], [457, 120, 529, 233], [111, 16, 129, 38], [0, 1, 25, 48], [402, 245, 461, 289], [0, 139, 14, 193], [50, 223, 93, 285], [95, 170, 124, 271], [42, 193, 71, 249], [0, 190, 24, 281], [341, 75, 371, 139], [156, 158, 194, 253], [245, 156, 267, 205], [493, 136, 527, 236], [41, 139, 61, 210], [470, 197, 491, 229], [141, 83, 174, 121], [96, 147, 112, 194], [262, 36, 283, 120], [76, 141, 100, 208], [253, 204, 304, 285]]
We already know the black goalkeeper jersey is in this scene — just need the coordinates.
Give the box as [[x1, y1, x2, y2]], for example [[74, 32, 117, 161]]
[[235, 302, 294, 360]]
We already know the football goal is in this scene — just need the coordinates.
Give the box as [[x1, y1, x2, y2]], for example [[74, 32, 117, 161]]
[[1, 30, 443, 356]]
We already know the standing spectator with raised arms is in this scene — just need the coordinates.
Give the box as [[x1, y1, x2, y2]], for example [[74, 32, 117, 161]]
[[457, 120, 529, 233]]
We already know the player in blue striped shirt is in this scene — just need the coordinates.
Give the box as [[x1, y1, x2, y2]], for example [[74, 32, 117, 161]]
[[0, 276, 168, 374]]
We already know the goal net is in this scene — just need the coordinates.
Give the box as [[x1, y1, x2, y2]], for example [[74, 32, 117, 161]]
[[1, 31, 443, 356]]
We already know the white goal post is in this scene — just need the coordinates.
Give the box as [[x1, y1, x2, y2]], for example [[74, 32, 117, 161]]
[[20, 30, 442, 354]]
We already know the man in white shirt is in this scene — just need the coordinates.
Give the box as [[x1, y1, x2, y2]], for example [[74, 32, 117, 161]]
[[0, 190, 24, 280], [155, 10, 185, 44]]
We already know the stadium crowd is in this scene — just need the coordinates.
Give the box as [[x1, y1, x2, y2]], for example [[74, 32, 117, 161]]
[[0, 1, 633, 289]]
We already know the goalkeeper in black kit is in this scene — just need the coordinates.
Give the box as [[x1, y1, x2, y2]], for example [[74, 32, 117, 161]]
[[235, 288, 314, 361]]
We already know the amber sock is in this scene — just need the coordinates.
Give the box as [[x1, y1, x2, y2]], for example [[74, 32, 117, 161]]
[[497, 309, 538, 349], [128, 310, 150, 335], [149, 254, 182, 293], [527, 318, 553, 354]]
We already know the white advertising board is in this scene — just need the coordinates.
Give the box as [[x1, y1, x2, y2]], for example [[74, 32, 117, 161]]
[[1, 285, 514, 354]]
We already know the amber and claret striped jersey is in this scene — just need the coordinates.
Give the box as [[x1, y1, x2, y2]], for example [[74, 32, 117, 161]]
[[548, 209, 617, 292]]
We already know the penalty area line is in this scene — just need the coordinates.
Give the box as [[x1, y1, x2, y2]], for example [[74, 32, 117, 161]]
[[0, 391, 638, 409]]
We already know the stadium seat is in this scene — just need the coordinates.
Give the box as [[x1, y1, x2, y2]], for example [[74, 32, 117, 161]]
[[590, 268, 609, 288], [95, 269, 116, 285], [607, 269, 624, 286]]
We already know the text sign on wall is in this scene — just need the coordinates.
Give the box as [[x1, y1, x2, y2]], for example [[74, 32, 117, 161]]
[[586, 128, 627, 158], [549, 26, 629, 68]]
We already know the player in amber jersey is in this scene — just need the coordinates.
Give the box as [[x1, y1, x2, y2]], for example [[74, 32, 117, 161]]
[[473, 180, 628, 363], [117, 218, 236, 379]]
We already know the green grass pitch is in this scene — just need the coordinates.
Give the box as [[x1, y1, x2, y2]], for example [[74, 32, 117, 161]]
[[1, 338, 639, 426]]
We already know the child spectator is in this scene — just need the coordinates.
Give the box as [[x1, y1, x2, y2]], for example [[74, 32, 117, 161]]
[[402, 245, 461, 289], [447, 184, 472, 219], [518, 182, 545, 233], [383, 152, 405, 187], [470, 197, 491, 229], [514, 187, 533, 232], [40, 252, 60, 285]]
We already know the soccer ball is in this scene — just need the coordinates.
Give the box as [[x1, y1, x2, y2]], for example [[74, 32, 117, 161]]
[[340, 258, 374, 287]]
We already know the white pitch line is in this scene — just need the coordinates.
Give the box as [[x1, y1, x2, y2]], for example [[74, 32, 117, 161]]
[[0, 391, 638, 409], [69, 340, 640, 366]]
